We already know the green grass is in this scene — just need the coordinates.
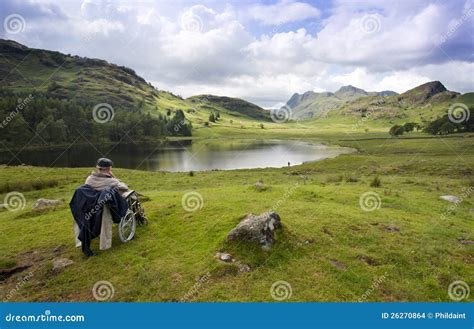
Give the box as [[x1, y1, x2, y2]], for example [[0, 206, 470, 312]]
[[0, 128, 472, 302], [1, 40, 472, 302]]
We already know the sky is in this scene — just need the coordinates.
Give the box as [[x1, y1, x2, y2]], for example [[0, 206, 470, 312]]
[[1, 0, 473, 107]]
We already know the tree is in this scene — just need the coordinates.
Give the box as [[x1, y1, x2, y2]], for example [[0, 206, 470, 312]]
[[389, 125, 405, 137], [209, 113, 216, 123], [166, 110, 192, 136], [402, 122, 417, 133]]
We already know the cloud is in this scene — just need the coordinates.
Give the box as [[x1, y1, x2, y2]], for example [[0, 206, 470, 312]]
[[0, 0, 472, 106], [248, 0, 321, 26]]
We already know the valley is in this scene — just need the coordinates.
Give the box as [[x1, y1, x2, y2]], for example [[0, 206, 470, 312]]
[[0, 39, 472, 302]]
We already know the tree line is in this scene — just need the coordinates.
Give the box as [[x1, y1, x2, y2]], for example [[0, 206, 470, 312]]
[[389, 111, 473, 136], [0, 92, 192, 147]]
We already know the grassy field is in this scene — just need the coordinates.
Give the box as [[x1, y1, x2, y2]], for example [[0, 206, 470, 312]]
[[0, 123, 472, 302]]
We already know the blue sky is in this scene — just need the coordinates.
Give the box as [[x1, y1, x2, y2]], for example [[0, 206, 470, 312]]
[[1, 0, 473, 107]]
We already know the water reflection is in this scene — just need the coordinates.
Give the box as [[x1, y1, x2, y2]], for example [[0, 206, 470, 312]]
[[0, 140, 353, 172]]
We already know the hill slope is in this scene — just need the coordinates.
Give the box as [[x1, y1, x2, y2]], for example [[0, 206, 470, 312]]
[[187, 95, 270, 121], [0, 39, 270, 133], [330, 81, 462, 123], [285, 85, 397, 120], [0, 39, 166, 111]]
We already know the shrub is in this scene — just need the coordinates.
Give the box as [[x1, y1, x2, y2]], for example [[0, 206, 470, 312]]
[[370, 176, 382, 187], [389, 125, 405, 137]]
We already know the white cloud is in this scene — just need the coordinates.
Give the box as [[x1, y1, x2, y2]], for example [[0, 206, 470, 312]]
[[248, 0, 321, 26], [0, 0, 472, 106]]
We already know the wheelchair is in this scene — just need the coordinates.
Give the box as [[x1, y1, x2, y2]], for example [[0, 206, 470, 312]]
[[118, 190, 148, 243]]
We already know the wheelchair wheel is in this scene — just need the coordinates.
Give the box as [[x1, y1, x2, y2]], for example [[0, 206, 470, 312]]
[[118, 210, 136, 243]]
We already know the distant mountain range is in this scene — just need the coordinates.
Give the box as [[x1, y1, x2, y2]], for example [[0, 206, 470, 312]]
[[331, 81, 464, 122], [0, 39, 471, 129], [284, 85, 398, 120]]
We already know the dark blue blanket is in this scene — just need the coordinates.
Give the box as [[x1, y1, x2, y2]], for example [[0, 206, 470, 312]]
[[69, 185, 128, 255]]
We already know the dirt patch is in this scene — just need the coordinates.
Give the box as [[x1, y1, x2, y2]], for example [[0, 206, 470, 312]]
[[381, 224, 400, 233], [357, 255, 379, 266], [0, 264, 32, 281], [1, 244, 68, 283], [329, 259, 347, 271], [322, 227, 334, 237]]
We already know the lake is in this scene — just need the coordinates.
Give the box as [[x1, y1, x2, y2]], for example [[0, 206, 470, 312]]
[[0, 140, 354, 172]]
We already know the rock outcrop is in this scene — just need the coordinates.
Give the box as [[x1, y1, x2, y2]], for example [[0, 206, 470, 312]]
[[227, 212, 282, 249], [52, 258, 74, 272]]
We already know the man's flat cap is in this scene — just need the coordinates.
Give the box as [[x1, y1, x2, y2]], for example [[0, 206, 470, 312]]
[[96, 157, 114, 168]]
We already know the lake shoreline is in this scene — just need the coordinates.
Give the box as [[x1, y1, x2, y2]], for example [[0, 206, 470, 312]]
[[0, 138, 356, 172]]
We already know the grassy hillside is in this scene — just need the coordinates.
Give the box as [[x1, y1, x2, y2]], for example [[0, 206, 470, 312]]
[[0, 39, 162, 111], [324, 81, 467, 128], [188, 95, 270, 121], [0, 128, 472, 302]]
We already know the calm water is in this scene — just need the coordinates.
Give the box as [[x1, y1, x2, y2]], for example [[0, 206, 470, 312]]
[[0, 140, 353, 172]]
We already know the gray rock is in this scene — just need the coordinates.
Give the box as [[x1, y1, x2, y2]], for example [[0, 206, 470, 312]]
[[227, 212, 282, 249], [254, 181, 269, 191], [216, 252, 233, 262], [439, 195, 460, 203], [238, 263, 251, 273], [33, 198, 63, 210], [52, 258, 74, 272]]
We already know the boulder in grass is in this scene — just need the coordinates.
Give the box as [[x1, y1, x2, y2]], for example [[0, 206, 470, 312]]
[[216, 252, 233, 263], [227, 212, 282, 250], [33, 198, 63, 210], [439, 195, 460, 203]]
